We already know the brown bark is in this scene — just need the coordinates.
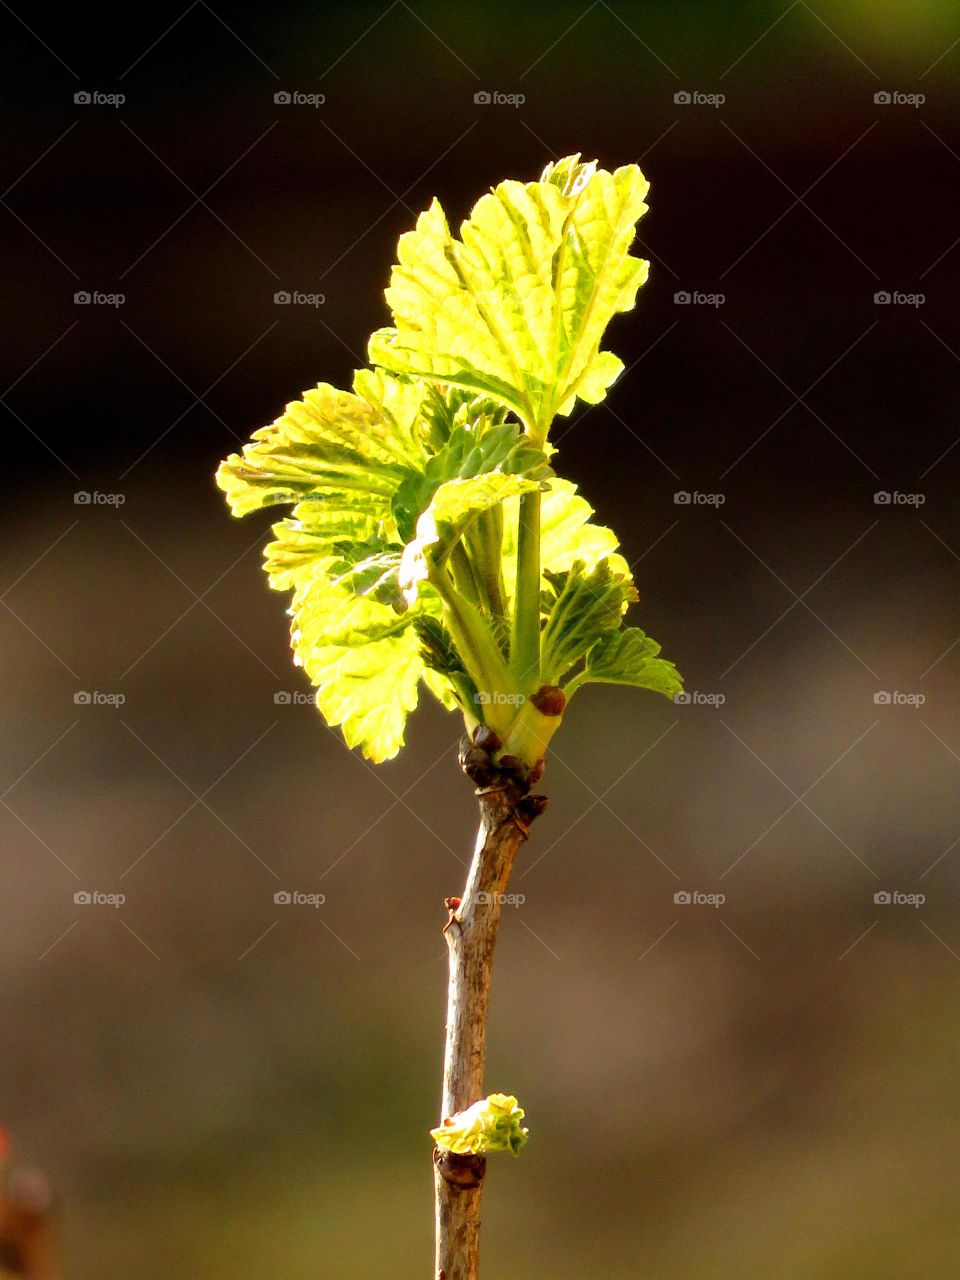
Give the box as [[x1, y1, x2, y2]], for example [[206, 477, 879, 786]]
[[434, 783, 526, 1280]]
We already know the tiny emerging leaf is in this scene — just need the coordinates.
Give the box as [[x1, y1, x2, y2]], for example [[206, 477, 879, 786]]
[[431, 1093, 529, 1156]]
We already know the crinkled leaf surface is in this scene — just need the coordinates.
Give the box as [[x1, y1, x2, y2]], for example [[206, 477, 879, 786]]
[[540, 560, 638, 685], [288, 563, 426, 763], [216, 369, 426, 519], [565, 627, 683, 700], [369, 156, 650, 438], [431, 1093, 529, 1156]]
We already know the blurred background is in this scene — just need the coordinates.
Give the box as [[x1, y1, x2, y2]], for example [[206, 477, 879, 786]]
[[2, 1, 959, 1275]]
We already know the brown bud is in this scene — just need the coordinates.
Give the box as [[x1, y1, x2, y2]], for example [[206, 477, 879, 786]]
[[434, 1148, 486, 1188], [517, 794, 549, 825], [530, 684, 566, 717], [472, 724, 502, 755], [461, 747, 495, 787]]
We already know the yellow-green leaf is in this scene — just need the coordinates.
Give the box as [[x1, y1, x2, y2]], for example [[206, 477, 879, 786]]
[[368, 155, 649, 440], [289, 565, 423, 763], [216, 369, 425, 518]]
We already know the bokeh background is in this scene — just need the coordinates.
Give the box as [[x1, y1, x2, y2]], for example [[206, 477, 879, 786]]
[[2, 2, 960, 1276]]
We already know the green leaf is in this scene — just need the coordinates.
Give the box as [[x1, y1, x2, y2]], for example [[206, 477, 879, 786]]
[[392, 419, 551, 543], [540, 559, 638, 685], [263, 508, 378, 593], [288, 565, 425, 763], [399, 472, 540, 606], [431, 1093, 529, 1156], [564, 627, 683, 700], [368, 155, 649, 440], [216, 369, 426, 518]]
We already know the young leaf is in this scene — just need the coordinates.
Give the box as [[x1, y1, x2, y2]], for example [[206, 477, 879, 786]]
[[431, 1093, 529, 1156], [288, 566, 426, 763], [399, 472, 540, 606], [539, 560, 638, 685], [564, 627, 683, 700], [216, 369, 427, 519], [368, 155, 650, 441], [392, 419, 550, 543]]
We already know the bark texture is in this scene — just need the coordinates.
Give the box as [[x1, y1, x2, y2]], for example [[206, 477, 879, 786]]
[[434, 783, 527, 1280]]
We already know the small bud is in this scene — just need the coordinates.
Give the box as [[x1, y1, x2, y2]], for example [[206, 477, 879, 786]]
[[461, 747, 495, 787], [517, 794, 548, 824], [431, 1093, 529, 1156], [530, 685, 565, 717], [472, 724, 502, 754]]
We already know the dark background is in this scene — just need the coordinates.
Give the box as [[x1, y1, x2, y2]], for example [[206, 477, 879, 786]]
[[2, 2, 959, 1276]]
